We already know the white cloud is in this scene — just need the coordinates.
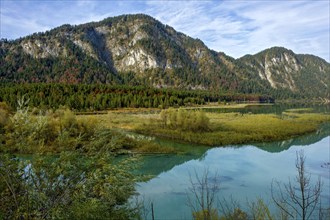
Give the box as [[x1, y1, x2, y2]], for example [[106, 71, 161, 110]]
[[1, 0, 329, 61], [7, 17, 50, 34], [144, 0, 329, 61]]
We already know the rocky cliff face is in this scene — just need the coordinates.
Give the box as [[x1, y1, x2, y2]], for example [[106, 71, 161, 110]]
[[239, 47, 329, 99], [0, 14, 329, 99]]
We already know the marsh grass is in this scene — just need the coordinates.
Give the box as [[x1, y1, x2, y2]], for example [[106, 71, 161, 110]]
[[134, 110, 330, 146], [76, 112, 176, 153], [1, 106, 176, 154], [76, 108, 329, 147]]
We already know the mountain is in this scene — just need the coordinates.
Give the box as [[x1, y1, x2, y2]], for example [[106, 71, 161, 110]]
[[1, 14, 329, 100], [238, 47, 330, 100]]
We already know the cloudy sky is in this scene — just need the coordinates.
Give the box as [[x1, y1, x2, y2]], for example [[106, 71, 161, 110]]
[[1, 0, 329, 61]]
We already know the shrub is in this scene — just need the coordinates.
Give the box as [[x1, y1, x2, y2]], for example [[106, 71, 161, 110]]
[[159, 108, 210, 132]]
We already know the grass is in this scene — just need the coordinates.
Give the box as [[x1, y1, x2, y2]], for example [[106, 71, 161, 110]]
[[82, 107, 330, 147], [76, 112, 179, 154], [6, 104, 327, 154]]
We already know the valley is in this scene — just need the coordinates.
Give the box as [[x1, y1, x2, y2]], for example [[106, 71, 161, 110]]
[[1, 13, 329, 220]]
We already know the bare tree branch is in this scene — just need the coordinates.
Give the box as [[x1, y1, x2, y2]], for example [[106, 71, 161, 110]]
[[186, 168, 220, 219], [271, 150, 322, 220]]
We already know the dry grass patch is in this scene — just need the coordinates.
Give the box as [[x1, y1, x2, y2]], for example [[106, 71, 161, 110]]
[[76, 108, 330, 147]]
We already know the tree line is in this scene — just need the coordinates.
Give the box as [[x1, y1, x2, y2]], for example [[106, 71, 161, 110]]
[[0, 84, 274, 111]]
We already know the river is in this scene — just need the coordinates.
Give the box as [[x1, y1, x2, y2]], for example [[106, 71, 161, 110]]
[[136, 105, 330, 219]]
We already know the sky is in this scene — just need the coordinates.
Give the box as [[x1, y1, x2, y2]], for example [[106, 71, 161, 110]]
[[1, 0, 329, 61]]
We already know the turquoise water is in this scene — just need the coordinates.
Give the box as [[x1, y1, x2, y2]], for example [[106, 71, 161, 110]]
[[136, 128, 330, 219]]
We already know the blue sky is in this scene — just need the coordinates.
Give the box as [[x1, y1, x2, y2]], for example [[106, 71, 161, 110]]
[[1, 0, 329, 61]]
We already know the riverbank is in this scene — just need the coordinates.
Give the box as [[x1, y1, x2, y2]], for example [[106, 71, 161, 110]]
[[1, 103, 329, 154], [83, 105, 330, 147], [138, 112, 329, 146]]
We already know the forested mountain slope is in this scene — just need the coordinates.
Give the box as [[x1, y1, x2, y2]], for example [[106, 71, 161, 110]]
[[238, 47, 329, 99], [1, 14, 329, 100]]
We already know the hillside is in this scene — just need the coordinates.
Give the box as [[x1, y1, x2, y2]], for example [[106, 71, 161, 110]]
[[0, 14, 329, 100], [238, 47, 330, 100]]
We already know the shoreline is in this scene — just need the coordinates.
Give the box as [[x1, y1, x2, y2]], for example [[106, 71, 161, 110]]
[[2, 105, 329, 155]]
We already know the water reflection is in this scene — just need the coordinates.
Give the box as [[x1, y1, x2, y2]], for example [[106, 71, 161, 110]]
[[255, 123, 330, 153], [137, 128, 330, 219], [139, 123, 330, 176]]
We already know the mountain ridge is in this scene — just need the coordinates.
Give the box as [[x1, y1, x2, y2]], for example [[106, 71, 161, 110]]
[[1, 14, 329, 100]]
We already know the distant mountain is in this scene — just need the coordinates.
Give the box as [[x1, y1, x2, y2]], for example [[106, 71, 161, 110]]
[[1, 14, 329, 100], [238, 47, 330, 100]]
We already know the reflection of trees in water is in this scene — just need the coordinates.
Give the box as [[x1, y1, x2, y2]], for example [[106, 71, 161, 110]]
[[138, 153, 205, 176], [137, 138, 210, 176], [321, 162, 330, 169], [138, 122, 330, 177], [184, 152, 325, 220], [254, 123, 330, 153]]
